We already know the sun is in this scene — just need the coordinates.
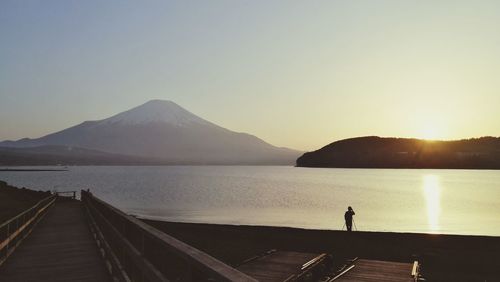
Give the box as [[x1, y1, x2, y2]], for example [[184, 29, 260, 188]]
[[413, 115, 450, 141], [416, 124, 446, 141], [419, 127, 440, 140]]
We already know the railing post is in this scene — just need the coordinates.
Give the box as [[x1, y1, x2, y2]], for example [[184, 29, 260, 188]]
[[16, 216, 19, 239]]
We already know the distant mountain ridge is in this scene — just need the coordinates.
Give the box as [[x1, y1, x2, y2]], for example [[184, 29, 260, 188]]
[[0, 145, 162, 166], [0, 100, 301, 165], [296, 136, 500, 169]]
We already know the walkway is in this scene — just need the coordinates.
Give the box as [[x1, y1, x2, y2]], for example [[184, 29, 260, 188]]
[[334, 259, 415, 282], [0, 198, 110, 282]]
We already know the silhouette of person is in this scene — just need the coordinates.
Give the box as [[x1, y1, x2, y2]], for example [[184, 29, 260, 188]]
[[344, 206, 355, 232]]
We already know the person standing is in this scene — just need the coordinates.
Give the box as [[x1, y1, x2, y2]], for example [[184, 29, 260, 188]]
[[344, 206, 355, 232]]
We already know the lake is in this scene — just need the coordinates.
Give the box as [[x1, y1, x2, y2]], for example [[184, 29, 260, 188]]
[[1, 166, 499, 236]]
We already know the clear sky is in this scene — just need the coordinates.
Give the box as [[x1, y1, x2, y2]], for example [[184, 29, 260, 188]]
[[1, 1, 500, 151]]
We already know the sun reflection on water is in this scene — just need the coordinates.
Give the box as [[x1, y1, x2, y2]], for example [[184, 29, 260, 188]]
[[423, 175, 441, 232]]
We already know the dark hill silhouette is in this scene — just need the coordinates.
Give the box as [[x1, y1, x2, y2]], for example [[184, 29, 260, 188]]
[[296, 136, 500, 169]]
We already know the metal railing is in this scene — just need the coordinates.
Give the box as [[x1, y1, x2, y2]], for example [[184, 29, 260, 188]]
[[0, 194, 56, 266], [81, 190, 257, 282]]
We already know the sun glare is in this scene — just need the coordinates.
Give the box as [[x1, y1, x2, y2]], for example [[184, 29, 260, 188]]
[[419, 128, 440, 140], [423, 175, 441, 232], [416, 123, 447, 141]]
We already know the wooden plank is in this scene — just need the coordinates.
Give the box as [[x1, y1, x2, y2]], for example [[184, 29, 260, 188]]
[[0, 199, 111, 282], [302, 254, 325, 269], [237, 251, 325, 282], [330, 265, 356, 281], [334, 259, 414, 282]]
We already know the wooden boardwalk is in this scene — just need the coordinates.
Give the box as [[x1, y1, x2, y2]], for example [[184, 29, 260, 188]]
[[237, 251, 329, 282], [0, 198, 110, 282], [334, 259, 415, 282]]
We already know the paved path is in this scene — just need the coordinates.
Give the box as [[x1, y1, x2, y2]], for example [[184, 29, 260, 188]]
[[0, 199, 110, 282]]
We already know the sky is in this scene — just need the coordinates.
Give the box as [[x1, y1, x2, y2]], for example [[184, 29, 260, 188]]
[[1, 1, 500, 151]]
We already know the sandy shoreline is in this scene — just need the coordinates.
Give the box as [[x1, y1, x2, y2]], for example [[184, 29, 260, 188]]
[[144, 220, 500, 281]]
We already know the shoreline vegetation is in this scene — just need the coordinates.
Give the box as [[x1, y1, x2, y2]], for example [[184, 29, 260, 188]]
[[297, 136, 500, 169]]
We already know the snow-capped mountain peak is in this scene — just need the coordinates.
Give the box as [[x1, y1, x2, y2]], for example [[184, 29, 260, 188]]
[[101, 100, 214, 126]]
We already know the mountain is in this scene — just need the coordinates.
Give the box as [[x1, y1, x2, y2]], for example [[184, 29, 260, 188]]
[[296, 136, 500, 169], [0, 100, 301, 165]]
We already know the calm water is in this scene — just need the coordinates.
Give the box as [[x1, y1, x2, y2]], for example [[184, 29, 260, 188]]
[[1, 166, 499, 236]]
